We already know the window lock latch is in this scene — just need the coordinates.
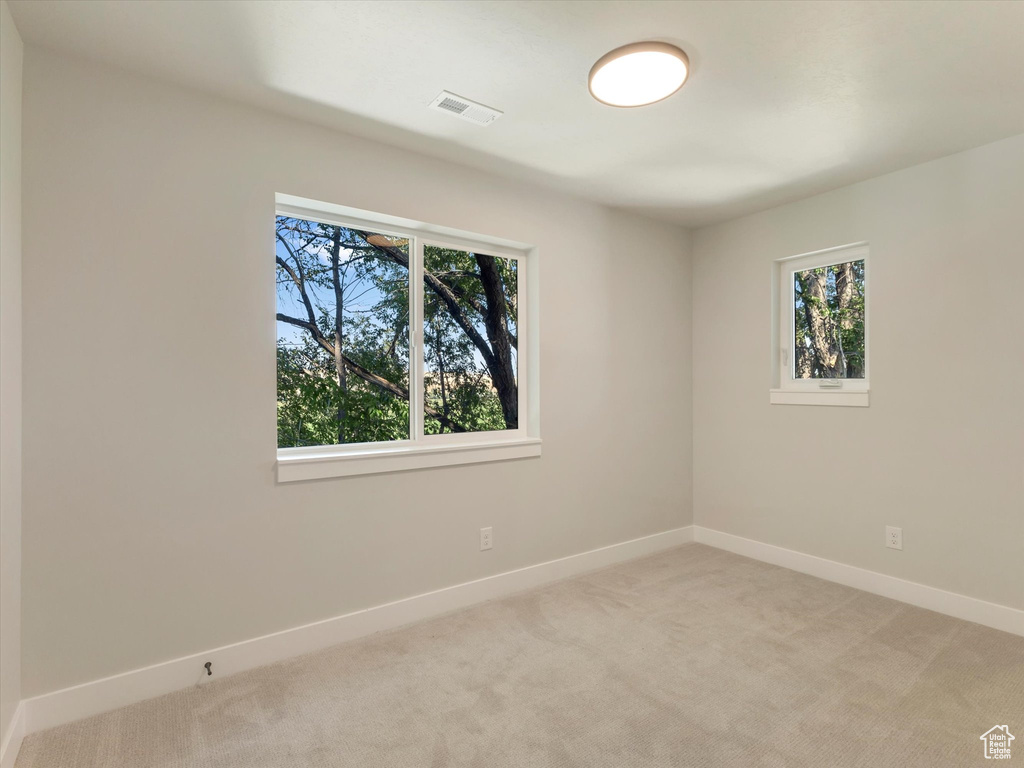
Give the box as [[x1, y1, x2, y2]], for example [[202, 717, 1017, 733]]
[[818, 380, 843, 389]]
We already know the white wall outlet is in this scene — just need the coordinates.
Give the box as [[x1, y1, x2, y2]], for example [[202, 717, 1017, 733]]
[[480, 527, 493, 551], [885, 526, 903, 550]]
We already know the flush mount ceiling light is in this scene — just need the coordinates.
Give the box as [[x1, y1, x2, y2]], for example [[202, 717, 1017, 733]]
[[589, 41, 690, 108]]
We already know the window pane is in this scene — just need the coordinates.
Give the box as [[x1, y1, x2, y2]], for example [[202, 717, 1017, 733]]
[[422, 246, 518, 434], [793, 259, 865, 379], [276, 216, 411, 447]]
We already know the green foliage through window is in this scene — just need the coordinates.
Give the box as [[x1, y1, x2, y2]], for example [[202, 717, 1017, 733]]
[[423, 245, 517, 435], [793, 259, 865, 379], [276, 216, 518, 448]]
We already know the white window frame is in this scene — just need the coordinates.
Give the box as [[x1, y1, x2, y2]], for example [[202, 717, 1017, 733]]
[[275, 194, 540, 481], [771, 242, 869, 407]]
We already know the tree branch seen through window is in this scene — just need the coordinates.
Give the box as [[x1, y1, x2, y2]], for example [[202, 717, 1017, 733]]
[[275, 216, 518, 448], [793, 259, 865, 379]]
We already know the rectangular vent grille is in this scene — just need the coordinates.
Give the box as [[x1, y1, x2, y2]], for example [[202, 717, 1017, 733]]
[[437, 97, 468, 114], [429, 91, 503, 126]]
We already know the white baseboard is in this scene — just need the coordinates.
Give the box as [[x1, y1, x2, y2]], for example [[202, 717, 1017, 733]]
[[693, 526, 1024, 637], [21, 525, 694, 736], [0, 702, 25, 768], [14, 522, 1017, 754]]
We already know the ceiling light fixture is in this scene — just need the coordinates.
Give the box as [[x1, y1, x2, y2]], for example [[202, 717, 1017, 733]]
[[589, 42, 690, 108]]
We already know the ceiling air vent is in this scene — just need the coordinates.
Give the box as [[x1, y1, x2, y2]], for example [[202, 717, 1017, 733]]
[[428, 91, 503, 126]]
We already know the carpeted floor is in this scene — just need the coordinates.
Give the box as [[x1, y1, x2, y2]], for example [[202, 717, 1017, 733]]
[[16, 543, 1024, 767]]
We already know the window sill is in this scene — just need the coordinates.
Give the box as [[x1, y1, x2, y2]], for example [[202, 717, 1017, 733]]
[[770, 390, 869, 408], [277, 437, 542, 482]]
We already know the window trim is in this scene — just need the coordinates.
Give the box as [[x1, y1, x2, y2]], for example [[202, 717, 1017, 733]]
[[771, 242, 870, 408], [275, 194, 540, 481]]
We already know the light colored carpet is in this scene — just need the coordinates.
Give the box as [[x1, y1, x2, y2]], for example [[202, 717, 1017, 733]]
[[16, 544, 1024, 767]]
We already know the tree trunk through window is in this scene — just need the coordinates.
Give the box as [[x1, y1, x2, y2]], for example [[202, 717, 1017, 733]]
[[275, 217, 519, 447], [793, 260, 865, 379]]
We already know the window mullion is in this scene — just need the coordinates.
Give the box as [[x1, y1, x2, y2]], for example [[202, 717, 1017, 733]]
[[786, 268, 794, 381], [410, 237, 425, 440]]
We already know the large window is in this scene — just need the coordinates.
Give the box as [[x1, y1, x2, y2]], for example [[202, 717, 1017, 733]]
[[772, 243, 869, 407], [275, 196, 538, 480]]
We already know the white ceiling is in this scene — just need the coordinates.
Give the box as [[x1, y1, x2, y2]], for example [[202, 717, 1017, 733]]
[[9, 0, 1024, 226]]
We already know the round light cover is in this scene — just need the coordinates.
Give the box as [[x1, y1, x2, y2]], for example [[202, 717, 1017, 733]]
[[589, 42, 689, 107]]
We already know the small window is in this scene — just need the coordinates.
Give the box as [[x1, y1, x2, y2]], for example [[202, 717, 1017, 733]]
[[772, 244, 869, 407], [275, 195, 539, 480]]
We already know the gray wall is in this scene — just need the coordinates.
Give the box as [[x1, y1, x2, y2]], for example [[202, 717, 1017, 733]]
[[0, 0, 24, 741], [692, 134, 1024, 610], [20, 26, 1019, 709], [21, 49, 693, 697]]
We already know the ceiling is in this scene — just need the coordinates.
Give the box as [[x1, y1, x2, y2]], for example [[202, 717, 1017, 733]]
[[9, 0, 1024, 226]]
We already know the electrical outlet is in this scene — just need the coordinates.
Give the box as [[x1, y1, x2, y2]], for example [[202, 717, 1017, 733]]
[[480, 527, 493, 551], [885, 526, 903, 550]]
